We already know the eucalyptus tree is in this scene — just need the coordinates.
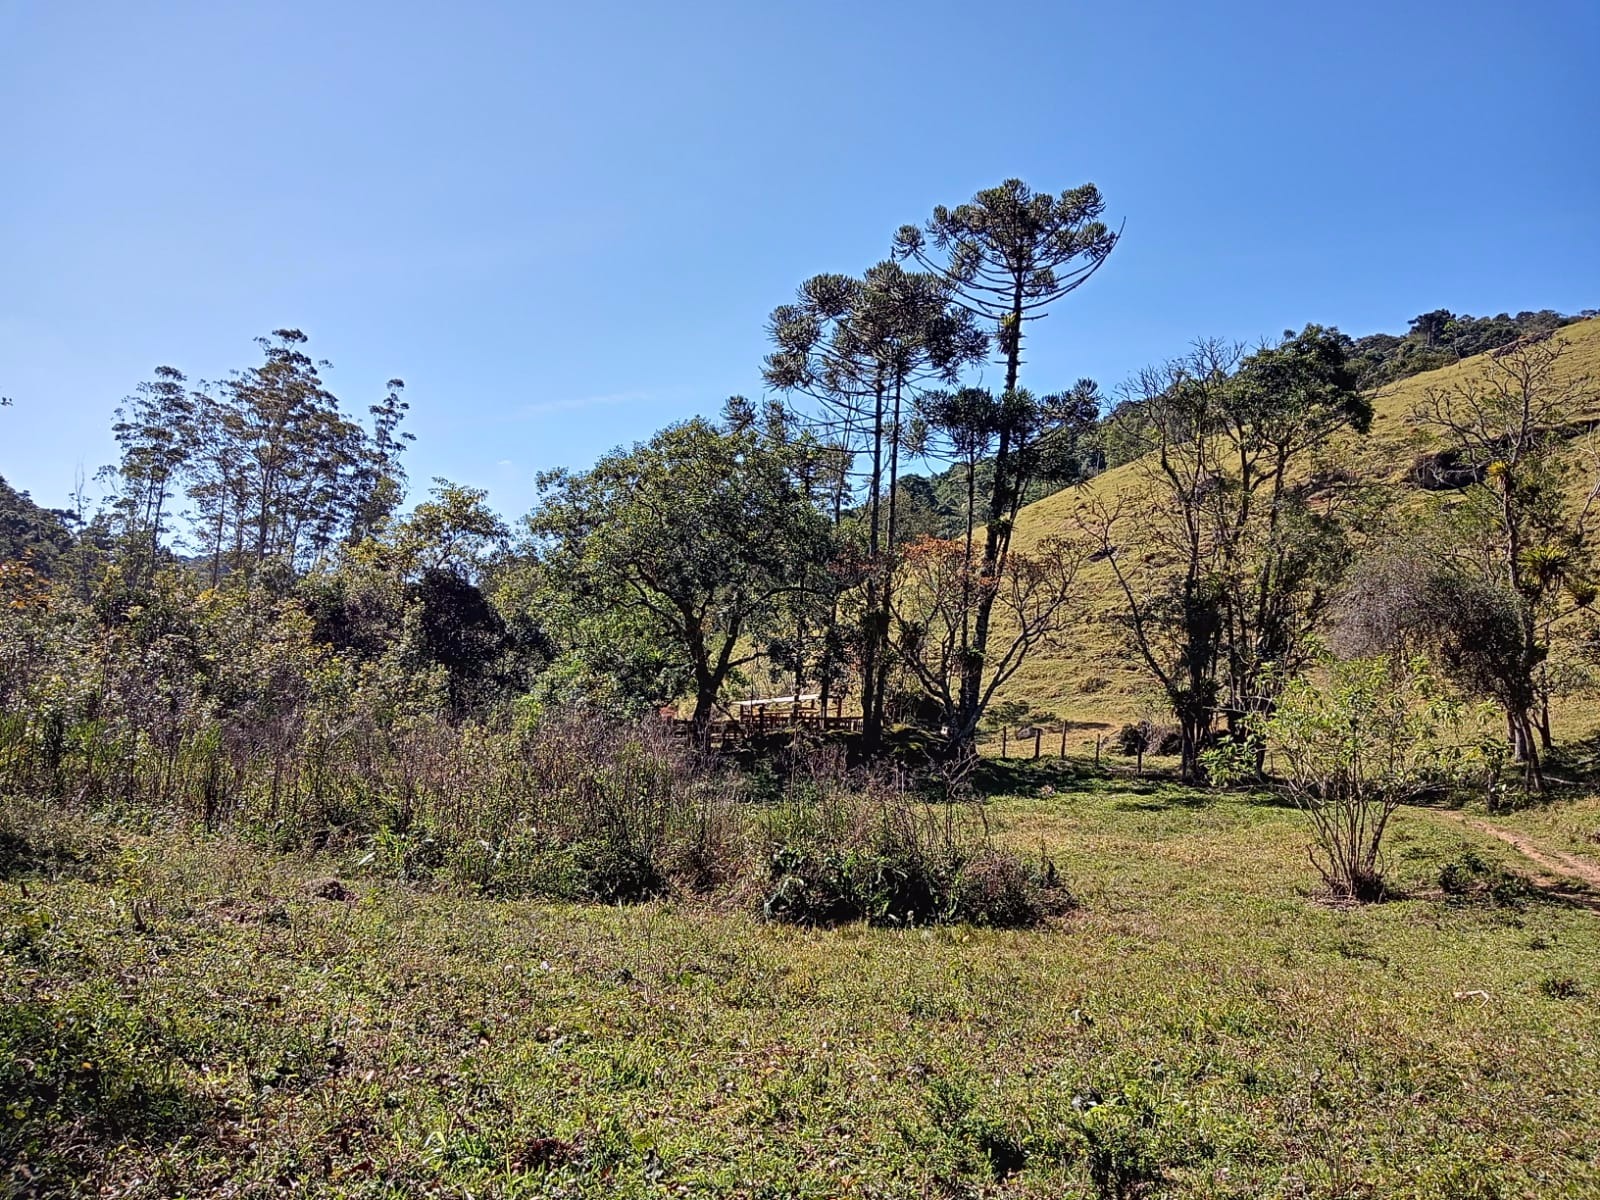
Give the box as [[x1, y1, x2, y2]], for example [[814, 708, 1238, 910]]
[[110, 365, 197, 586], [346, 379, 414, 546], [764, 261, 985, 746], [181, 331, 383, 581], [528, 413, 836, 739]]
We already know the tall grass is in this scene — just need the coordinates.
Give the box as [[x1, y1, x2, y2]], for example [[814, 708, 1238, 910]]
[[0, 700, 1064, 925]]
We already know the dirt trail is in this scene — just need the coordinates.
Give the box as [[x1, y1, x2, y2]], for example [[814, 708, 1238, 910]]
[[1430, 809, 1600, 891]]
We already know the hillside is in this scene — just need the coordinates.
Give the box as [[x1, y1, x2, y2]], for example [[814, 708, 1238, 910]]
[[994, 316, 1600, 743], [0, 473, 76, 576]]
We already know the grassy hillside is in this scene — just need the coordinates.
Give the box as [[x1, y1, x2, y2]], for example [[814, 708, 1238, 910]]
[[995, 317, 1600, 745]]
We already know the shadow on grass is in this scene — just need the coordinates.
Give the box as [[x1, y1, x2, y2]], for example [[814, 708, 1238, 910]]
[[971, 756, 1106, 797], [1540, 731, 1600, 791], [1, 995, 216, 1184], [972, 757, 1298, 812]]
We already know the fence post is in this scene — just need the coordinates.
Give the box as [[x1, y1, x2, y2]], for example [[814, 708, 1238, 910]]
[[1095, 734, 1102, 768], [1060, 724, 1067, 757], [1032, 729, 1041, 759], [1001, 728, 1008, 758]]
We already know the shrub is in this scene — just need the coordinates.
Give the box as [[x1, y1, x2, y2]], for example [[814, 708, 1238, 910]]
[[761, 835, 1060, 929], [1115, 722, 1151, 757], [1208, 657, 1497, 901], [1062, 1075, 1214, 1200]]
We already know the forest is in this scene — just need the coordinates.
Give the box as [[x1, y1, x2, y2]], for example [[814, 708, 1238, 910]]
[[5, 179, 1600, 1198]]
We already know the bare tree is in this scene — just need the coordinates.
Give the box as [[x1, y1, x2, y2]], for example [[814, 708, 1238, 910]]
[[1081, 328, 1369, 781], [891, 533, 1085, 756]]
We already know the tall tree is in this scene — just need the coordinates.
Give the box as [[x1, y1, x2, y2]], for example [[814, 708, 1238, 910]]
[[176, 331, 401, 582], [346, 379, 414, 546], [894, 181, 1118, 752], [1410, 335, 1599, 788], [915, 382, 1100, 753], [110, 366, 197, 586], [765, 261, 985, 747], [1083, 328, 1369, 781]]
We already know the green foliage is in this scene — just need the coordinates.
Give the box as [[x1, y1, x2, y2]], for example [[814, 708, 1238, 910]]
[[8, 777, 1594, 1195], [1065, 1073, 1214, 1200], [1207, 657, 1499, 899], [760, 779, 1066, 928], [0, 475, 77, 578], [1087, 327, 1368, 781], [1350, 307, 1580, 388], [528, 413, 836, 729]]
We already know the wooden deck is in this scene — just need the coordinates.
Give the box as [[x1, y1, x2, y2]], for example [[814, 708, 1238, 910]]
[[665, 696, 863, 742]]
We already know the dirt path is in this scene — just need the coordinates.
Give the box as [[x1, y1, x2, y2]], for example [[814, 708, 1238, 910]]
[[1429, 809, 1600, 892]]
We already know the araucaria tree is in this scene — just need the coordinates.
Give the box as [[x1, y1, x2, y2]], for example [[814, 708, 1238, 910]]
[[764, 262, 986, 748], [893, 180, 1118, 753], [1409, 336, 1599, 788], [528, 411, 836, 739], [1083, 327, 1369, 781], [907, 383, 1100, 753]]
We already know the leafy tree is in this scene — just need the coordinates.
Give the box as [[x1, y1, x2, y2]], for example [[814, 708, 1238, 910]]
[[1404, 336, 1599, 787], [527, 413, 836, 737], [394, 479, 509, 578], [404, 567, 525, 718]]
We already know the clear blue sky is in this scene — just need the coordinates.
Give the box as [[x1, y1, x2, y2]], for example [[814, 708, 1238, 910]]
[[4, 0, 1596, 516]]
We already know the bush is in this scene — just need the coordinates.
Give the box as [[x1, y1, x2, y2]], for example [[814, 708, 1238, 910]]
[[1115, 723, 1151, 757], [761, 799, 1066, 929], [571, 837, 667, 903], [956, 849, 1073, 926], [1208, 658, 1497, 902], [1062, 1074, 1215, 1200]]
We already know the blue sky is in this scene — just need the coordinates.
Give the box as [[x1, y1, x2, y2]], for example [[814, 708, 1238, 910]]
[[3, 0, 1596, 516]]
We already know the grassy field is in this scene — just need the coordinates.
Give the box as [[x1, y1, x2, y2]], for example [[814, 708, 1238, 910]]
[[6, 768, 1600, 1199]]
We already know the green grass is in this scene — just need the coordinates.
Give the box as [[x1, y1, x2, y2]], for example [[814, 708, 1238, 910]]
[[6, 773, 1600, 1198]]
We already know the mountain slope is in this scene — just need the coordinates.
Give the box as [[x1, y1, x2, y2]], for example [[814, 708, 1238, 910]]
[[994, 316, 1600, 738]]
